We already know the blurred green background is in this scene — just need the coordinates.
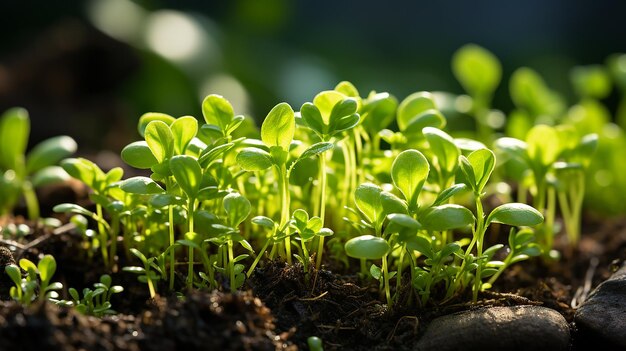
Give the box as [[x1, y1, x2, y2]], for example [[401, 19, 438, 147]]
[[1, 0, 626, 153]]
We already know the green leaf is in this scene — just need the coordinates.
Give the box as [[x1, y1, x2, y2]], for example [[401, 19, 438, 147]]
[[170, 116, 198, 154], [423, 127, 460, 175], [138, 112, 175, 137], [25, 136, 77, 174], [345, 235, 390, 260], [198, 142, 235, 167], [223, 192, 251, 227], [526, 125, 560, 168], [61, 158, 103, 190], [391, 149, 429, 208], [397, 92, 437, 131], [420, 204, 474, 231], [236, 148, 273, 171], [487, 203, 544, 227], [381, 192, 408, 216], [53, 203, 94, 217], [145, 120, 174, 163], [361, 92, 397, 134], [354, 183, 382, 225], [0, 107, 29, 170], [466, 148, 495, 193], [329, 98, 359, 133], [31, 166, 70, 188], [335, 81, 360, 98], [313, 90, 345, 123], [452, 44, 501, 98], [261, 103, 295, 151], [170, 155, 202, 199], [19, 258, 37, 276], [251, 216, 275, 229], [432, 183, 468, 206], [38, 255, 56, 284], [403, 110, 447, 135], [119, 176, 165, 194], [370, 264, 382, 280], [202, 94, 234, 132], [406, 236, 434, 258], [300, 102, 325, 136], [298, 142, 334, 161], [121, 141, 158, 169], [4, 265, 22, 287]]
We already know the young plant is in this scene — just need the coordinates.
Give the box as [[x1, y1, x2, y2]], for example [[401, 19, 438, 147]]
[[0, 107, 77, 219], [4, 254, 63, 305], [495, 125, 597, 255], [60, 157, 124, 268], [56, 274, 124, 317], [236, 103, 333, 266], [300, 90, 359, 269], [452, 44, 502, 142], [123, 248, 163, 298], [203, 192, 253, 293], [290, 209, 333, 279], [449, 148, 544, 301]]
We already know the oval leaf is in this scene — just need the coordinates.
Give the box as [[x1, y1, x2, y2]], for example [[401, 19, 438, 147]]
[[261, 103, 295, 151], [119, 176, 165, 194], [420, 204, 475, 231], [397, 92, 437, 131], [121, 141, 159, 169], [223, 192, 251, 227], [26, 136, 77, 174], [236, 147, 274, 171], [145, 120, 174, 163], [202, 94, 234, 131], [345, 235, 390, 260], [170, 116, 198, 154], [391, 149, 429, 208], [487, 203, 544, 227], [170, 155, 202, 199]]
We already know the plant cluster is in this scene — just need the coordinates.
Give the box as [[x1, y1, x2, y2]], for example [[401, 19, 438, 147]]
[[4, 43, 623, 314], [4, 255, 63, 305], [51, 80, 547, 309]]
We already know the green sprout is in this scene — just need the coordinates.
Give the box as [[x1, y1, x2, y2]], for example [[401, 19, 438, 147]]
[[0, 107, 77, 220], [55, 274, 124, 317], [4, 255, 63, 305]]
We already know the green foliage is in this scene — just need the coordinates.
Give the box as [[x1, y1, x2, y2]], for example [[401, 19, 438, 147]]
[[5, 255, 63, 305], [0, 108, 76, 219], [55, 274, 124, 317]]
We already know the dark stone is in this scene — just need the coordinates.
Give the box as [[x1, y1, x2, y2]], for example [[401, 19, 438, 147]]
[[415, 305, 570, 351], [0, 246, 17, 300], [575, 263, 626, 350]]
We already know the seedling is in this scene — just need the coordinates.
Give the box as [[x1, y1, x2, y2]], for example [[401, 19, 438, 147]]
[[55, 274, 124, 317], [300, 89, 359, 269], [0, 107, 77, 219], [123, 248, 163, 298], [4, 254, 63, 305]]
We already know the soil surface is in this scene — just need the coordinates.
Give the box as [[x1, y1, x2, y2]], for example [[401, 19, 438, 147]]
[[1, 182, 625, 350]]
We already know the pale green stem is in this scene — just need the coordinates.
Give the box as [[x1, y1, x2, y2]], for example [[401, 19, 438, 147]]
[[168, 205, 175, 291], [315, 151, 328, 270]]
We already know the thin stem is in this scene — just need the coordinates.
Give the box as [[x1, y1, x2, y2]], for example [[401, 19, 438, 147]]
[[22, 181, 40, 220], [472, 195, 486, 302], [228, 239, 235, 293], [382, 254, 392, 309], [247, 231, 272, 277], [315, 151, 328, 270], [278, 164, 292, 264], [186, 199, 196, 290], [168, 205, 175, 291], [96, 204, 109, 267]]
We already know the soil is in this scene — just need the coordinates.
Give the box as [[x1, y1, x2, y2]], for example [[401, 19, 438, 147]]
[[1, 181, 625, 350]]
